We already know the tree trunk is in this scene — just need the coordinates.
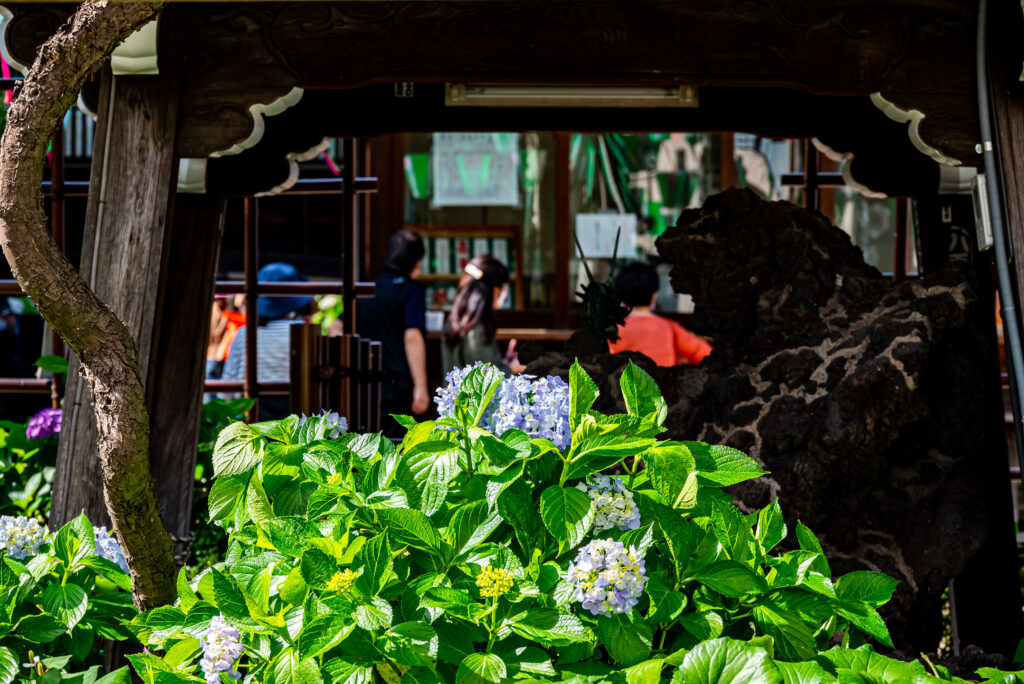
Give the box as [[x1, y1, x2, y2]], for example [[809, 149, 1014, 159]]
[[0, 1, 174, 610]]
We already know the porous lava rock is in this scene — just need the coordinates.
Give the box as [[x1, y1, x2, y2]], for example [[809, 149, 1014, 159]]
[[526, 188, 1015, 653]]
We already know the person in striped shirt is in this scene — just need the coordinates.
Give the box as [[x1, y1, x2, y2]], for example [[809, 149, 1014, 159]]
[[221, 262, 313, 418]]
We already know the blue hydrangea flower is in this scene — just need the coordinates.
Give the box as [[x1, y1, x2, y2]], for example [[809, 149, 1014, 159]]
[[435, 363, 571, 450], [94, 526, 129, 573], [567, 538, 647, 616], [201, 615, 244, 683], [298, 410, 348, 439], [0, 515, 46, 559], [576, 474, 642, 532]]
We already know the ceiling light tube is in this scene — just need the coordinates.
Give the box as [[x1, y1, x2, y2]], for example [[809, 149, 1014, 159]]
[[445, 84, 698, 108]]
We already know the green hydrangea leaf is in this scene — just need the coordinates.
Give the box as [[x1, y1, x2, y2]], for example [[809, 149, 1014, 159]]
[[676, 637, 782, 684], [539, 485, 594, 547], [456, 652, 506, 684]]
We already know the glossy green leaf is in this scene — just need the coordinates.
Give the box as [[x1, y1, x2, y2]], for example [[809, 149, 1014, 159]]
[[163, 638, 201, 670], [757, 500, 787, 554], [677, 637, 782, 684], [34, 354, 68, 374], [207, 472, 250, 522], [42, 582, 88, 630], [376, 508, 443, 555], [279, 567, 308, 606], [93, 667, 132, 684], [355, 532, 391, 597], [624, 658, 666, 684], [753, 601, 819, 661], [795, 522, 830, 575], [0, 647, 16, 684], [382, 622, 438, 668], [648, 443, 698, 509], [447, 501, 502, 559], [569, 360, 600, 433], [598, 613, 652, 667], [690, 560, 768, 598], [53, 516, 94, 571], [817, 645, 926, 680], [776, 660, 833, 684], [15, 613, 65, 642], [539, 485, 594, 547], [211, 568, 251, 621], [835, 571, 899, 608], [509, 609, 591, 646], [267, 517, 320, 557], [646, 573, 686, 623], [686, 442, 765, 486], [176, 567, 198, 612], [299, 548, 337, 589], [837, 600, 894, 648], [266, 649, 324, 684], [296, 614, 353, 660], [353, 596, 393, 631], [400, 441, 458, 516], [456, 652, 506, 684], [620, 361, 667, 424], [455, 365, 504, 430], [711, 500, 754, 562], [212, 421, 265, 477], [678, 610, 724, 641]]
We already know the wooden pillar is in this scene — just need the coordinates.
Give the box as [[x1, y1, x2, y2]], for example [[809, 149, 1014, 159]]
[[51, 71, 180, 529], [146, 194, 225, 560], [368, 134, 405, 277]]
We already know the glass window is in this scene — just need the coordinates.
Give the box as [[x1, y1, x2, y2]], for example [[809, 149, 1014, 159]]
[[403, 132, 557, 311]]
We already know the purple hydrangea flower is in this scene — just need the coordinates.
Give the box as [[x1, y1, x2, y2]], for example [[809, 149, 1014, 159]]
[[26, 408, 61, 439], [567, 538, 648, 617], [0, 515, 47, 559], [94, 526, 129, 574], [201, 615, 244, 683], [434, 364, 571, 450]]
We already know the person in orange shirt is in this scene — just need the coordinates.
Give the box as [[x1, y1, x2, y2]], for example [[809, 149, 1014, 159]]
[[608, 261, 712, 366]]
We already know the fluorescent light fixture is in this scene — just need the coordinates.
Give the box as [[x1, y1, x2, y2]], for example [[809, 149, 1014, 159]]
[[445, 84, 698, 108]]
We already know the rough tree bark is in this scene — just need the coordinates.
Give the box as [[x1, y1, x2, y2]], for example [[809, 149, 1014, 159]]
[[0, 1, 173, 610]]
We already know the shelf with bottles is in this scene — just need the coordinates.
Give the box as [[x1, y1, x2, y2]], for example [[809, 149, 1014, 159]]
[[408, 224, 523, 312]]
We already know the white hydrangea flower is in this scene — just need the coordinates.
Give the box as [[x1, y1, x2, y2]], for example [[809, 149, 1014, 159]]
[[576, 474, 642, 532], [201, 615, 244, 683], [567, 538, 648, 617], [0, 515, 47, 559]]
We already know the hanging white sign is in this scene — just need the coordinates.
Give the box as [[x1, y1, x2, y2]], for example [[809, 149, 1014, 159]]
[[575, 213, 638, 258]]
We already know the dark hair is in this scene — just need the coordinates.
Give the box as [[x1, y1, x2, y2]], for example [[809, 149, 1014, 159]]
[[615, 261, 660, 308], [385, 229, 426, 276], [444, 255, 509, 347]]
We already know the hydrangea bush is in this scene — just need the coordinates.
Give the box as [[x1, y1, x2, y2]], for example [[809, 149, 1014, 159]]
[[4, 363, 1024, 683], [116, 361, 934, 684], [0, 514, 136, 683]]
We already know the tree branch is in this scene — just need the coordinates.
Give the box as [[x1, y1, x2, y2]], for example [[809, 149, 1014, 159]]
[[0, 1, 173, 609]]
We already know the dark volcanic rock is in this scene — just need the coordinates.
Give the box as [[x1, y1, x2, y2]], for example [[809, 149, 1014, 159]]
[[526, 188, 1014, 653]]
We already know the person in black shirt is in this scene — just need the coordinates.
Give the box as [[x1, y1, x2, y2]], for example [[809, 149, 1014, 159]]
[[357, 229, 429, 436]]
